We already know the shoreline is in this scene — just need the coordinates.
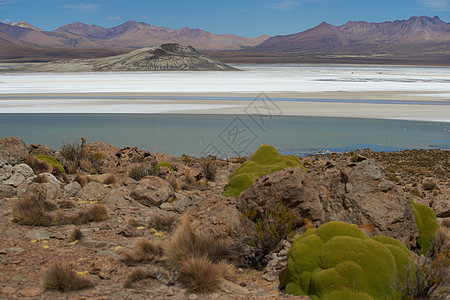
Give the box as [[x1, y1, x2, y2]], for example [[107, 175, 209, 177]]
[[0, 92, 449, 122]]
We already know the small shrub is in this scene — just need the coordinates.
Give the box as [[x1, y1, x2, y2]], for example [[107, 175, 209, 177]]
[[181, 153, 192, 164], [148, 214, 178, 232], [68, 228, 83, 242], [127, 218, 144, 228], [178, 256, 222, 293], [395, 255, 449, 300], [182, 175, 195, 190], [121, 238, 164, 265], [304, 218, 315, 230], [123, 267, 152, 288], [43, 262, 94, 292], [58, 199, 77, 209], [129, 165, 150, 181], [26, 154, 52, 174], [427, 229, 448, 259], [244, 203, 296, 269], [200, 156, 217, 182], [164, 221, 226, 270]]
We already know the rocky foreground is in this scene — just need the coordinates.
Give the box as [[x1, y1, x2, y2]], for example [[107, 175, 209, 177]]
[[3, 43, 237, 72], [0, 137, 449, 299]]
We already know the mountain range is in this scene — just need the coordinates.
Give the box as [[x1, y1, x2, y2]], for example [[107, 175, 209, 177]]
[[1, 16, 449, 63]]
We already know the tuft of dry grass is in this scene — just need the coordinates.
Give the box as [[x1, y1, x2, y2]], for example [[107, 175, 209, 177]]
[[182, 175, 195, 190], [12, 193, 56, 226], [148, 214, 178, 232], [167, 176, 180, 192], [127, 218, 144, 228], [26, 154, 52, 174], [68, 228, 83, 242], [200, 156, 218, 182], [43, 262, 94, 292], [103, 174, 117, 185], [360, 222, 375, 236], [217, 260, 236, 282], [66, 161, 79, 174], [123, 267, 152, 288], [73, 204, 109, 224], [164, 220, 226, 270], [178, 256, 222, 293], [121, 238, 164, 265], [304, 218, 315, 230], [34, 174, 50, 183], [58, 199, 78, 209], [75, 174, 89, 187], [62, 173, 70, 184]]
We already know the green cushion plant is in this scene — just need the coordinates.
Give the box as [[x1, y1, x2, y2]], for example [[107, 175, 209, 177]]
[[223, 144, 305, 197], [411, 200, 439, 255], [281, 221, 414, 300]]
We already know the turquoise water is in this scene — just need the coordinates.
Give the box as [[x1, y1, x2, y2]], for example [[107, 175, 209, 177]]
[[0, 114, 448, 157]]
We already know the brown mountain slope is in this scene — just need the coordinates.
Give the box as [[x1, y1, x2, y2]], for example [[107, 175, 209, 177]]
[[252, 16, 450, 54], [54, 21, 270, 50]]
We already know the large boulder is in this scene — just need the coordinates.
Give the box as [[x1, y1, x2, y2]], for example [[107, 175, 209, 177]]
[[0, 183, 16, 199], [131, 177, 175, 207], [2, 164, 35, 187], [0, 137, 28, 163], [237, 158, 418, 244], [76, 181, 110, 202]]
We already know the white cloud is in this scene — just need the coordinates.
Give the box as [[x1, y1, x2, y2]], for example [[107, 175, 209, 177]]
[[107, 16, 121, 20], [421, 0, 450, 10], [267, 0, 300, 10], [63, 3, 100, 12]]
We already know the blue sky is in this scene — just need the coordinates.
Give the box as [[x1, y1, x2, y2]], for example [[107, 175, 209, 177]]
[[1, 0, 449, 37]]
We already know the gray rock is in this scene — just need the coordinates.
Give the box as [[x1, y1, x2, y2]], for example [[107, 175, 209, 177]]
[[64, 181, 82, 197], [40, 173, 61, 186], [26, 229, 51, 240], [237, 159, 419, 244], [432, 191, 450, 218], [2, 164, 34, 187], [131, 177, 175, 207], [0, 160, 13, 181], [76, 181, 110, 201], [0, 137, 28, 163], [0, 183, 16, 199]]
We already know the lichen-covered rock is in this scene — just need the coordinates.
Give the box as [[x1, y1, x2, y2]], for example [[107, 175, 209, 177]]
[[131, 177, 175, 207], [281, 221, 413, 299], [432, 190, 450, 218], [64, 182, 82, 197], [411, 200, 440, 254], [223, 144, 305, 197], [0, 183, 16, 199], [0, 159, 14, 182], [0, 137, 28, 163]]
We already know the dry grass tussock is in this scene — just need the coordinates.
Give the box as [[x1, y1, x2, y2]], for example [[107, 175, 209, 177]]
[[75, 174, 89, 187], [12, 193, 57, 226], [103, 174, 117, 185], [13, 193, 109, 226], [68, 228, 83, 242], [123, 267, 153, 288], [43, 262, 94, 292], [148, 214, 178, 232], [167, 176, 180, 192], [121, 238, 164, 265], [26, 154, 52, 174], [164, 220, 227, 270], [34, 174, 49, 183], [178, 256, 222, 293]]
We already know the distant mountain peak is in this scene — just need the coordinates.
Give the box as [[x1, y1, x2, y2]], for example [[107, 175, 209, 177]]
[[9, 22, 42, 31]]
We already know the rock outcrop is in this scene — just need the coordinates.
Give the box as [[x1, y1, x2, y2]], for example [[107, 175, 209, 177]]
[[237, 157, 419, 244]]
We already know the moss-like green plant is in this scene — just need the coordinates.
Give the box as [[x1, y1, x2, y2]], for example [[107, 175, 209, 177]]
[[281, 221, 413, 300], [223, 144, 305, 197], [154, 162, 175, 172], [411, 200, 440, 255], [36, 154, 65, 174]]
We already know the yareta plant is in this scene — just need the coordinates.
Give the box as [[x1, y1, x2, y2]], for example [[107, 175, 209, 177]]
[[223, 144, 305, 197], [281, 221, 414, 300]]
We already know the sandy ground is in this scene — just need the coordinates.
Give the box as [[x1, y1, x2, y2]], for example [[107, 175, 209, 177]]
[[0, 92, 449, 122]]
